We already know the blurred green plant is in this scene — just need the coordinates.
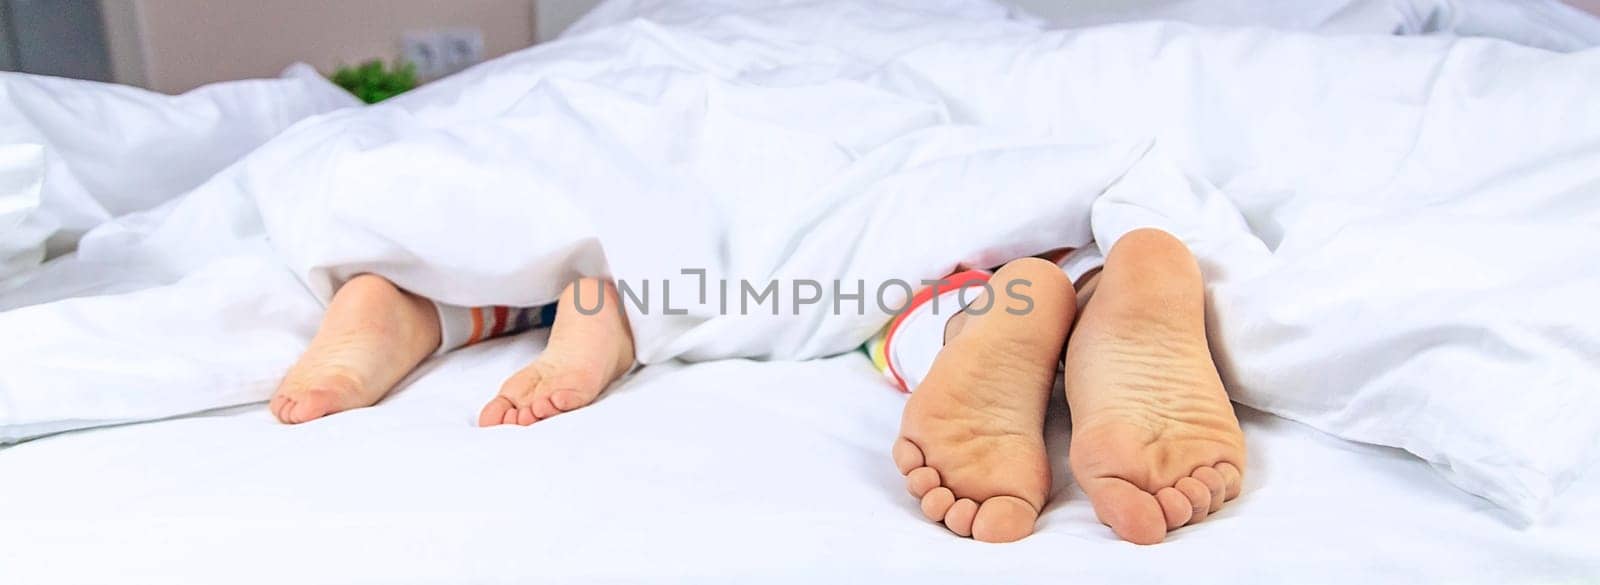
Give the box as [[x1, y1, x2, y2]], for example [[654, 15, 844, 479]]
[[330, 60, 419, 104]]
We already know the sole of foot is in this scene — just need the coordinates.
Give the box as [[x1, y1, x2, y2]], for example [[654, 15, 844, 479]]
[[479, 278, 636, 427], [1064, 228, 1246, 545], [270, 274, 441, 424], [893, 258, 1076, 543]]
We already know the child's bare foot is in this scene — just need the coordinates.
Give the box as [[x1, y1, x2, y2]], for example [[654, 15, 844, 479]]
[[893, 258, 1075, 543], [270, 274, 441, 424], [1064, 228, 1246, 545], [479, 278, 636, 427]]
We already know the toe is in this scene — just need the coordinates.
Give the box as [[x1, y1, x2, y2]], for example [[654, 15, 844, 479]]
[[1155, 487, 1193, 530], [516, 405, 538, 426], [892, 438, 925, 474], [920, 487, 956, 522], [1192, 466, 1227, 513], [550, 389, 591, 412], [971, 496, 1039, 544], [530, 394, 561, 419], [285, 391, 336, 424], [944, 498, 979, 537], [270, 396, 291, 423], [906, 467, 940, 498], [478, 396, 515, 427], [284, 404, 314, 425], [501, 407, 518, 426], [1175, 477, 1212, 523], [1216, 462, 1244, 500], [1083, 477, 1167, 545]]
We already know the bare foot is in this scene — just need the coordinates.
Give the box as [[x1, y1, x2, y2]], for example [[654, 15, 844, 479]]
[[270, 274, 441, 424], [1064, 228, 1246, 545], [893, 258, 1076, 543], [479, 278, 636, 427]]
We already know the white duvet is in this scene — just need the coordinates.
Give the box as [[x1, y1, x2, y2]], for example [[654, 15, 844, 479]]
[[1003, 0, 1600, 51], [2, 0, 1599, 528]]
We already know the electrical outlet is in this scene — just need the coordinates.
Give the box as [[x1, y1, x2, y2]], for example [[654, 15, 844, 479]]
[[401, 28, 485, 79], [436, 28, 485, 74], [402, 31, 446, 79]]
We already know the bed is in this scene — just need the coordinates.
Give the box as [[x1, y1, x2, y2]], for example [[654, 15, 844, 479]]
[[4, 333, 1598, 583], [5, 0, 1600, 583]]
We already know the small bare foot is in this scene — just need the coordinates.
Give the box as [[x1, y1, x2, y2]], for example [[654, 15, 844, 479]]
[[1064, 228, 1246, 545], [893, 258, 1076, 543], [479, 278, 636, 427], [270, 274, 441, 424]]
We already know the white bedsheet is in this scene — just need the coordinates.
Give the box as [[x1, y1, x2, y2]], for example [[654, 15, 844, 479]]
[[2, 333, 1597, 584]]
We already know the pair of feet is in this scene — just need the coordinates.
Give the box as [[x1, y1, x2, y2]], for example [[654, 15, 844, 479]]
[[894, 229, 1246, 544], [267, 230, 1244, 546], [268, 275, 637, 428]]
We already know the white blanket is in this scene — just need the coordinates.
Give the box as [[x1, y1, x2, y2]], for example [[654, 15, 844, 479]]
[[2, 0, 1599, 525], [1001, 0, 1600, 52]]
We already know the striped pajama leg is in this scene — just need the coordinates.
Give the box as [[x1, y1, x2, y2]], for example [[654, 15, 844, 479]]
[[433, 303, 558, 355]]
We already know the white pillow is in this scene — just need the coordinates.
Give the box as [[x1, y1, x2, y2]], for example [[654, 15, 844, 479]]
[[0, 64, 358, 282], [0, 144, 47, 287]]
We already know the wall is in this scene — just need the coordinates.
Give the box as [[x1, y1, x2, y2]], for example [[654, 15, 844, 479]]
[[104, 0, 537, 94], [0, 1, 14, 71], [1570, 0, 1600, 15], [537, 0, 604, 42], [91, 0, 1600, 94], [4, 0, 112, 80]]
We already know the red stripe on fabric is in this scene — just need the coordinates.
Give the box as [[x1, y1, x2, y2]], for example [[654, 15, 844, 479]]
[[880, 270, 992, 393], [466, 307, 485, 346], [489, 306, 510, 338]]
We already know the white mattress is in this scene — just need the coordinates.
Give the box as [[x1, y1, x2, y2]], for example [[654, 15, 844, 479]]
[[3, 332, 1596, 584]]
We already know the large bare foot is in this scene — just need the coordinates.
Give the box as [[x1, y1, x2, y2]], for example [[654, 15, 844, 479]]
[[479, 278, 636, 427], [1065, 228, 1246, 545], [893, 258, 1076, 543], [270, 274, 441, 424]]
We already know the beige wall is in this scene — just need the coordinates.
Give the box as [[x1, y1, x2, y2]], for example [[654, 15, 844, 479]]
[[537, 0, 605, 42], [1570, 0, 1600, 15], [103, 0, 537, 94], [103, 0, 1600, 94]]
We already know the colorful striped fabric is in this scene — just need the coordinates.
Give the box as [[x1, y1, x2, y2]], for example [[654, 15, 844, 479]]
[[460, 304, 558, 348], [862, 328, 894, 384], [860, 270, 993, 392]]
